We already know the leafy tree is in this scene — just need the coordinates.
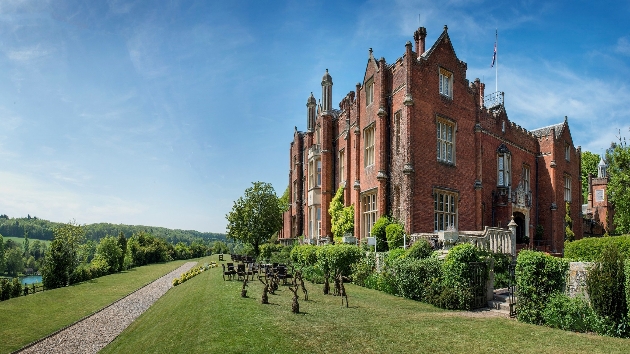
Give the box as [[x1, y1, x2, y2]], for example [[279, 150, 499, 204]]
[[41, 223, 85, 289], [95, 236, 123, 273], [386, 222, 406, 249], [226, 181, 282, 257], [565, 202, 575, 242], [581, 151, 600, 202], [30, 239, 44, 260], [371, 216, 391, 251], [0, 234, 4, 273], [279, 185, 290, 212], [329, 187, 354, 240], [5, 247, 24, 276], [117, 232, 127, 271], [606, 138, 630, 233], [23, 230, 29, 257]]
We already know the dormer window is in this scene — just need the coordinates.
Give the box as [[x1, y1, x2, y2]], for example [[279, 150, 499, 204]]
[[497, 144, 511, 187], [439, 68, 453, 98]]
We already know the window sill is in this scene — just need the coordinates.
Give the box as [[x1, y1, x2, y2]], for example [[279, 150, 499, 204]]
[[437, 160, 456, 167]]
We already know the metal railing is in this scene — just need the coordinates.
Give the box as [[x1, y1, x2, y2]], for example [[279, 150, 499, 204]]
[[484, 91, 504, 108]]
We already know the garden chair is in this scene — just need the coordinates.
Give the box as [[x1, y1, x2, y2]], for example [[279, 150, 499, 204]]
[[236, 263, 246, 281], [222, 264, 235, 281], [276, 265, 287, 285], [245, 263, 256, 280]]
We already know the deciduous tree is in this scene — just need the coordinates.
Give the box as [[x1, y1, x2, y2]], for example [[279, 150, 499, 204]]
[[41, 223, 85, 289], [226, 182, 282, 257], [606, 137, 630, 234], [581, 151, 600, 202]]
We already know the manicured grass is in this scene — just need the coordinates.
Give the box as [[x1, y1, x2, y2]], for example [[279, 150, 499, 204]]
[[0, 259, 199, 353], [103, 255, 628, 354]]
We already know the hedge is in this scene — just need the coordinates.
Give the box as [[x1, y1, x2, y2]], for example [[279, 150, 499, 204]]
[[290, 244, 318, 267], [315, 244, 363, 277], [516, 250, 569, 325], [564, 235, 630, 261]]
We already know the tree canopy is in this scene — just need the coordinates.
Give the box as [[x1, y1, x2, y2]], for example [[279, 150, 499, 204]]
[[329, 187, 354, 241], [581, 150, 600, 202], [226, 182, 282, 257], [606, 138, 630, 234]]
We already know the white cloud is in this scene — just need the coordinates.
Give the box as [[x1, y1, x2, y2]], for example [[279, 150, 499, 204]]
[[616, 37, 630, 56], [6, 45, 50, 62]]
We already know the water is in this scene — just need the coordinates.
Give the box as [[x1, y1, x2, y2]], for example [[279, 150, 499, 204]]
[[20, 275, 42, 285]]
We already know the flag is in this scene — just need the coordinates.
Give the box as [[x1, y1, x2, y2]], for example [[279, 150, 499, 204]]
[[490, 41, 496, 68]]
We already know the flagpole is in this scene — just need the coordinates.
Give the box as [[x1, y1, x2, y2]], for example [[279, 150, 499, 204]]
[[495, 29, 498, 93]]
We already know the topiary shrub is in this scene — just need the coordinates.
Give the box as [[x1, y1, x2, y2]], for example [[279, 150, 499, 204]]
[[371, 216, 391, 251], [516, 250, 569, 325], [390, 257, 443, 301], [316, 244, 363, 277], [385, 248, 405, 267], [290, 244, 318, 267], [405, 239, 434, 260], [385, 223, 405, 249], [586, 243, 627, 325]]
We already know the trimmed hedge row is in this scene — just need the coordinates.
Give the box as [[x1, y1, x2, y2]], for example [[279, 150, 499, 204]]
[[564, 235, 630, 261], [516, 250, 569, 325]]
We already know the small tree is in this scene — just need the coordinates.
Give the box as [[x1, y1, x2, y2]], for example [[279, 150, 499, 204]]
[[371, 216, 391, 251], [581, 151, 600, 202], [5, 247, 24, 276], [41, 223, 85, 289], [226, 182, 282, 257], [0, 234, 5, 274], [117, 232, 127, 271], [95, 236, 123, 274], [386, 222, 405, 249], [607, 136, 630, 233], [565, 202, 575, 242], [586, 243, 627, 324], [330, 187, 355, 241]]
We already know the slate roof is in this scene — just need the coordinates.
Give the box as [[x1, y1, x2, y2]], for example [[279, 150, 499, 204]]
[[530, 121, 566, 139]]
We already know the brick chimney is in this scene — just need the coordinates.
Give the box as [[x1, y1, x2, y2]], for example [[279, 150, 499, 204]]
[[413, 27, 427, 59]]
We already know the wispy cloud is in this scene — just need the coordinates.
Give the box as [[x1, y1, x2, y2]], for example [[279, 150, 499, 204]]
[[6, 45, 50, 62], [616, 37, 630, 56]]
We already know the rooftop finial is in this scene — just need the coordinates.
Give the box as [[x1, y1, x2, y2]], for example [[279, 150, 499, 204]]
[[444, 25, 448, 31]]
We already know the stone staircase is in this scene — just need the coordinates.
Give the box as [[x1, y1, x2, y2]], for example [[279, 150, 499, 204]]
[[487, 287, 516, 317]]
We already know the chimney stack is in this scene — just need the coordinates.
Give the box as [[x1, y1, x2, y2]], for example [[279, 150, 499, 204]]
[[414, 27, 427, 59]]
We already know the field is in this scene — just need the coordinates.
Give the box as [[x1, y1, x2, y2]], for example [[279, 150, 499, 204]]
[[102, 255, 628, 354], [0, 259, 195, 353], [2, 236, 51, 247]]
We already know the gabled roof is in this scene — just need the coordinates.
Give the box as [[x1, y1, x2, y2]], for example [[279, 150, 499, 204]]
[[420, 25, 458, 61], [530, 119, 567, 139]]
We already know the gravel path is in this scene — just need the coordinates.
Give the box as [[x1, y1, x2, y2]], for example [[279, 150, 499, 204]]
[[16, 262, 197, 354]]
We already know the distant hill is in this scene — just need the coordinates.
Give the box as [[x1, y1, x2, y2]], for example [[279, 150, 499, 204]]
[[0, 214, 226, 244]]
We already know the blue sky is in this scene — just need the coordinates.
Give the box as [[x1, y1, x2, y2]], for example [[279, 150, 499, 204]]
[[0, 0, 628, 233]]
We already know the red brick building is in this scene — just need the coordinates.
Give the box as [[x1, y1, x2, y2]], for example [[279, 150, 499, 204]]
[[583, 158, 614, 235], [280, 26, 582, 254]]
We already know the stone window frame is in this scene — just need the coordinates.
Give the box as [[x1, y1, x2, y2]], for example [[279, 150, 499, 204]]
[[436, 116, 456, 165], [394, 110, 402, 154], [522, 163, 531, 193], [564, 174, 572, 202], [339, 149, 345, 184], [439, 67, 453, 98], [364, 123, 376, 168], [316, 159, 322, 187], [361, 188, 378, 239], [497, 144, 511, 187], [565, 142, 571, 161], [433, 188, 458, 232], [365, 77, 374, 106]]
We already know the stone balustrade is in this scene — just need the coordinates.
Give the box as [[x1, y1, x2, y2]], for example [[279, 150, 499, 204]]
[[409, 220, 517, 256]]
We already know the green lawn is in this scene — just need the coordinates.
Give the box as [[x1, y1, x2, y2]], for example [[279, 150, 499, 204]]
[[103, 255, 628, 354], [0, 259, 198, 353]]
